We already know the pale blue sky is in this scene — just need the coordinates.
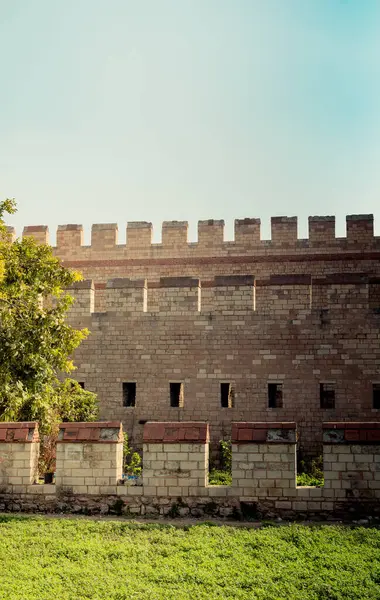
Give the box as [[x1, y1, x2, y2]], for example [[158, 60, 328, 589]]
[[1, 0, 379, 242]]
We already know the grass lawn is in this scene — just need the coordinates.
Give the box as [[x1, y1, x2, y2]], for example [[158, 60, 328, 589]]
[[0, 516, 379, 599]]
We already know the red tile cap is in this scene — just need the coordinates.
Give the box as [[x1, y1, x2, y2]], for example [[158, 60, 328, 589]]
[[58, 422, 123, 443], [0, 422, 39, 443], [144, 422, 209, 444], [232, 422, 296, 444]]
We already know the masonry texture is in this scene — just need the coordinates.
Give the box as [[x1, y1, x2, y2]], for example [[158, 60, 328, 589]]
[[1, 421, 380, 520], [16, 214, 380, 454]]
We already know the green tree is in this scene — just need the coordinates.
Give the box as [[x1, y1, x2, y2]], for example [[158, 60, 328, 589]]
[[0, 199, 98, 433]]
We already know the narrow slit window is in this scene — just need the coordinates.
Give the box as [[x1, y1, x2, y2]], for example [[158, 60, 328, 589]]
[[320, 383, 335, 409], [170, 382, 184, 408], [373, 384, 380, 409], [268, 383, 283, 408], [123, 382, 136, 407], [220, 383, 234, 408]]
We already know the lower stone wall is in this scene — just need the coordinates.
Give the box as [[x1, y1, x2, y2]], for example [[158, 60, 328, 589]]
[[0, 487, 379, 521], [0, 420, 379, 521]]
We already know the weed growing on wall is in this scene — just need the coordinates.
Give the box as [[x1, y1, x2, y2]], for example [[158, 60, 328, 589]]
[[209, 439, 232, 485], [123, 433, 142, 476]]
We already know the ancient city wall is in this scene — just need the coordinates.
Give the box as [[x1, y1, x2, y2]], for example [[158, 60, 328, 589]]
[[19, 215, 377, 258], [15, 214, 380, 314], [65, 275, 380, 454], [0, 421, 379, 520], [13, 214, 380, 454]]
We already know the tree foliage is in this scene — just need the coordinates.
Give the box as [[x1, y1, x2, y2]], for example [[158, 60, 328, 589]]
[[0, 200, 98, 432]]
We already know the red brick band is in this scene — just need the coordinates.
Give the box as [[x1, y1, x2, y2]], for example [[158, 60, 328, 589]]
[[232, 422, 296, 444], [0, 422, 39, 443], [60, 251, 380, 270], [58, 422, 123, 443], [143, 422, 209, 443], [323, 422, 380, 443]]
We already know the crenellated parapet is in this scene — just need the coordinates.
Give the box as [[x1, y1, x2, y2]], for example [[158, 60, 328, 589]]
[[91, 223, 118, 249], [16, 214, 379, 258], [66, 279, 95, 317], [162, 221, 188, 248], [271, 216, 298, 245], [2, 421, 380, 518], [57, 224, 83, 249], [23, 225, 49, 244], [105, 278, 148, 314], [63, 273, 380, 317], [308, 216, 336, 245]]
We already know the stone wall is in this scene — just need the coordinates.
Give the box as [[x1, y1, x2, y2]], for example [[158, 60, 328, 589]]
[[15, 214, 380, 453], [0, 421, 380, 520], [231, 423, 296, 495], [56, 422, 123, 494], [64, 275, 380, 454], [19, 214, 377, 257], [0, 423, 39, 487], [142, 422, 209, 496]]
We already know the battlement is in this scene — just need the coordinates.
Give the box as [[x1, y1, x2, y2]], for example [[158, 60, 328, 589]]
[[64, 273, 380, 316], [17, 214, 379, 259], [1, 421, 380, 519]]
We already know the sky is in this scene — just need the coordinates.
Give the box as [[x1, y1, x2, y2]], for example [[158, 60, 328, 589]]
[[1, 0, 380, 243]]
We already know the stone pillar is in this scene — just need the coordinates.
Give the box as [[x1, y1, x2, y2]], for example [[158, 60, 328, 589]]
[[0, 422, 39, 488], [66, 280, 95, 318], [142, 422, 209, 496], [56, 422, 123, 495], [231, 422, 297, 497], [323, 422, 380, 504]]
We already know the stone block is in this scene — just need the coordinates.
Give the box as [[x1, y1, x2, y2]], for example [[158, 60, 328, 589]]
[[292, 501, 308, 511], [168, 486, 183, 496]]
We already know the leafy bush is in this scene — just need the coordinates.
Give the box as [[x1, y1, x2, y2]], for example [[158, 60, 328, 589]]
[[297, 455, 324, 487], [296, 473, 323, 487], [208, 439, 232, 485], [38, 425, 59, 475], [220, 438, 232, 471], [38, 379, 98, 475], [123, 433, 142, 477]]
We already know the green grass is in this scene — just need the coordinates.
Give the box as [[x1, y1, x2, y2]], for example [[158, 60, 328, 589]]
[[0, 516, 379, 599], [209, 470, 324, 487]]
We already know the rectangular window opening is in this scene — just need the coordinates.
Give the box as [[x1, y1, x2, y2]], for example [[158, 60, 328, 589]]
[[78, 382, 85, 389], [123, 382, 136, 407], [320, 383, 335, 409], [268, 383, 283, 408], [170, 382, 184, 408], [220, 383, 234, 408], [373, 384, 380, 409]]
